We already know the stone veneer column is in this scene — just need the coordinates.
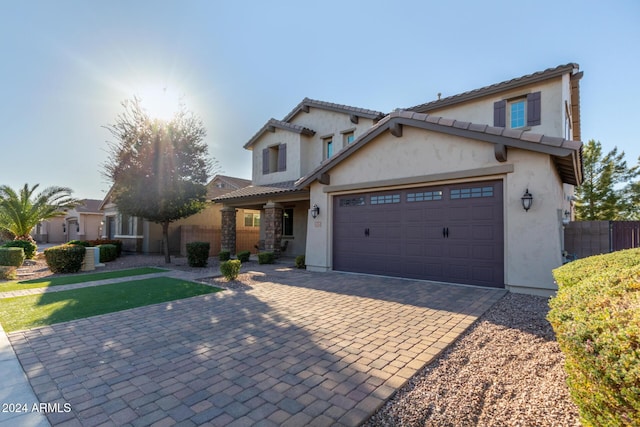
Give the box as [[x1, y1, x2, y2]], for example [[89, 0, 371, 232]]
[[220, 206, 237, 255], [263, 201, 283, 257]]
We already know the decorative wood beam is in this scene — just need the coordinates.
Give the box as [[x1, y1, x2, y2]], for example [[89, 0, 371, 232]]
[[267, 125, 276, 133], [318, 173, 330, 185], [301, 104, 310, 113], [349, 114, 359, 124], [494, 143, 507, 162], [390, 122, 403, 137]]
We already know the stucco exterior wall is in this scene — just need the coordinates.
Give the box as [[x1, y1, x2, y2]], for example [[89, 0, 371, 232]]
[[251, 131, 302, 185], [305, 127, 567, 295], [426, 78, 566, 139]]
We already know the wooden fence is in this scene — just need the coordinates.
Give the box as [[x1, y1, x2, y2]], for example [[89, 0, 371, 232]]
[[180, 226, 260, 256], [564, 221, 640, 259]]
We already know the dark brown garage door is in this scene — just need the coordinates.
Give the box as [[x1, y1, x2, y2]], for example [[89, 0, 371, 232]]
[[333, 180, 504, 288]]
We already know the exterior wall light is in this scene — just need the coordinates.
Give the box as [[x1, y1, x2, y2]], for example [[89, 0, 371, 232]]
[[521, 189, 533, 212], [310, 204, 320, 219]]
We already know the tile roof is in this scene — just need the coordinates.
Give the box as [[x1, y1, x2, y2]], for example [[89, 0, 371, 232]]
[[206, 175, 251, 198], [243, 119, 316, 149], [212, 181, 307, 202], [75, 199, 103, 213], [282, 97, 385, 123], [296, 110, 583, 187], [407, 63, 581, 113]]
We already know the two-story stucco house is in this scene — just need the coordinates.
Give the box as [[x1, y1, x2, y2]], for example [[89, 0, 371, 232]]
[[215, 63, 584, 296]]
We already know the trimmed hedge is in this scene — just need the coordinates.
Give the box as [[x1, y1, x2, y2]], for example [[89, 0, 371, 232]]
[[258, 252, 275, 265], [44, 244, 86, 274], [186, 242, 210, 267], [68, 239, 92, 247], [3, 240, 37, 259], [548, 248, 640, 427], [295, 255, 306, 269], [220, 260, 241, 280], [218, 250, 231, 262], [88, 239, 123, 256], [0, 266, 17, 280], [0, 247, 25, 267], [98, 244, 117, 262], [237, 250, 251, 263]]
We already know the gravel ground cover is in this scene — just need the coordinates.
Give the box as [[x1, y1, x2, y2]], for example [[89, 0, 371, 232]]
[[8, 252, 581, 426]]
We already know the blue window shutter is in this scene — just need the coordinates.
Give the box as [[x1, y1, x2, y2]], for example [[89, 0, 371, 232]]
[[278, 144, 287, 172], [527, 91, 541, 126], [262, 148, 269, 174], [493, 100, 506, 127]]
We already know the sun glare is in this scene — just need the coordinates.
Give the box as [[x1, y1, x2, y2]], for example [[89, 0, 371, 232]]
[[135, 84, 185, 121]]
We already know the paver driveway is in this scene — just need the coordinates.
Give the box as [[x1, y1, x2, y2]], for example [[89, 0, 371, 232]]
[[7, 265, 505, 426]]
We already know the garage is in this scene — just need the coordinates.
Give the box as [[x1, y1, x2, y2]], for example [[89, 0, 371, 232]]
[[333, 180, 504, 288]]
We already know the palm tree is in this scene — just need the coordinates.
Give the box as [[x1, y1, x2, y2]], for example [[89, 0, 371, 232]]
[[0, 183, 81, 241]]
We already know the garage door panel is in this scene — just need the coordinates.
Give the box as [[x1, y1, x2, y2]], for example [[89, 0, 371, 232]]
[[333, 181, 503, 288]]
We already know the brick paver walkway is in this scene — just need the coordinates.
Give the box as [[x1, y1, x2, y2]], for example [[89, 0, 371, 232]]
[[7, 265, 505, 426]]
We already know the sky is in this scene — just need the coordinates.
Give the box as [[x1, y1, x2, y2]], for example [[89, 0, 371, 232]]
[[1, 0, 639, 201]]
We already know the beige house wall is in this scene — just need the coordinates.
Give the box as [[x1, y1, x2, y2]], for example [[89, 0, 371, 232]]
[[425, 78, 571, 140], [305, 127, 568, 295]]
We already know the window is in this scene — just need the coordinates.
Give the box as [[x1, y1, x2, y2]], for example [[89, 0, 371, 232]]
[[244, 213, 260, 227], [344, 132, 355, 144], [339, 196, 365, 207], [120, 214, 132, 235], [262, 144, 287, 174], [407, 191, 443, 202], [450, 186, 494, 199], [493, 91, 541, 128], [370, 194, 400, 205], [324, 137, 333, 159], [283, 208, 294, 236], [510, 100, 526, 128]]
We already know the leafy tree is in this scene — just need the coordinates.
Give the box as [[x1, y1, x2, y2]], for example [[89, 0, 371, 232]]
[[575, 140, 638, 220], [0, 184, 80, 241], [103, 97, 216, 263]]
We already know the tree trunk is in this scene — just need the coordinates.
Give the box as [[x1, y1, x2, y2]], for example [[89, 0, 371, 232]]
[[162, 221, 171, 264]]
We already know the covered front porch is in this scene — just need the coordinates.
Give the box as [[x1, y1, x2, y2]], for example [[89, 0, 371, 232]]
[[214, 182, 310, 258]]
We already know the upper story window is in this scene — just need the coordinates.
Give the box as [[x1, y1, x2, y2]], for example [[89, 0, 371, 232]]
[[493, 91, 541, 128], [262, 144, 287, 174], [324, 137, 333, 160], [344, 131, 355, 144]]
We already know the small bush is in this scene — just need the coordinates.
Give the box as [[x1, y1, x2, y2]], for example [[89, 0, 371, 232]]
[[187, 242, 210, 267], [44, 244, 86, 274], [220, 260, 241, 280], [295, 255, 306, 269], [0, 266, 17, 280], [237, 250, 251, 263], [0, 247, 25, 267], [548, 248, 640, 426], [88, 239, 123, 256], [3, 240, 37, 259], [68, 239, 92, 247], [219, 250, 231, 261], [258, 252, 275, 265], [98, 244, 117, 262]]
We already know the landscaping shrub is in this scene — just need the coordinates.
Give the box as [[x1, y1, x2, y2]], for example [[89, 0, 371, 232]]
[[548, 248, 640, 427], [68, 240, 92, 247], [0, 266, 17, 280], [187, 242, 210, 267], [237, 250, 251, 263], [258, 252, 275, 265], [44, 244, 86, 274], [88, 239, 123, 256], [220, 260, 241, 280], [295, 255, 306, 269], [3, 239, 37, 259], [98, 244, 117, 262], [218, 250, 231, 261], [0, 247, 25, 267]]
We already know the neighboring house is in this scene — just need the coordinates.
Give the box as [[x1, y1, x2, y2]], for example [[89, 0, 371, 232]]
[[33, 199, 103, 243], [100, 175, 259, 255], [215, 63, 584, 296]]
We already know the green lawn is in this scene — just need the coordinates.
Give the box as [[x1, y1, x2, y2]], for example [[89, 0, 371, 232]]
[[0, 277, 221, 332], [0, 267, 167, 292]]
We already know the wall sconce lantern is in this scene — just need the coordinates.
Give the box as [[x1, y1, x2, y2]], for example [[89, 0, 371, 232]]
[[521, 189, 533, 212], [76, 223, 80, 233], [62, 223, 66, 233], [310, 204, 320, 219]]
